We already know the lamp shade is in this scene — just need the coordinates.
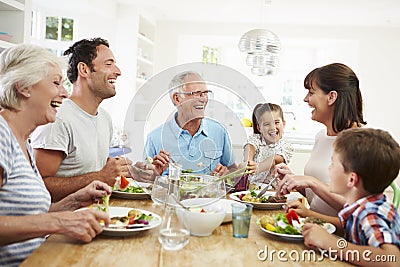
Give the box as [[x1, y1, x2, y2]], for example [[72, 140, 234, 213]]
[[238, 29, 280, 75]]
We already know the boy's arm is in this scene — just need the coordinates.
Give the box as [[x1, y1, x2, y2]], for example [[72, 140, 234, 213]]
[[286, 200, 343, 235], [303, 224, 400, 267]]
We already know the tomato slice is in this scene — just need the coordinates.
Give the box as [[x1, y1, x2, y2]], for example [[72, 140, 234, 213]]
[[286, 209, 300, 225], [120, 175, 130, 190]]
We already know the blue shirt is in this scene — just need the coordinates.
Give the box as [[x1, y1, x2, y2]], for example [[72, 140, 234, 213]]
[[144, 115, 235, 175], [338, 194, 400, 249]]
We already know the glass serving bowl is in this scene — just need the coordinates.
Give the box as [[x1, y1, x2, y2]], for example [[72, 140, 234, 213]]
[[151, 174, 226, 206]]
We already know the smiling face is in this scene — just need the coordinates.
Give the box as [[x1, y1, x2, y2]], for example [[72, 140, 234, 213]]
[[29, 65, 68, 125], [87, 44, 121, 100], [303, 83, 333, 126], [175, 73, 208, 123], [257, 110, 285, 145]]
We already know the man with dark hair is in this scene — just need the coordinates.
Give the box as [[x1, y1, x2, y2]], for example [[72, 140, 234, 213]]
[[31, 38, 152, 201]]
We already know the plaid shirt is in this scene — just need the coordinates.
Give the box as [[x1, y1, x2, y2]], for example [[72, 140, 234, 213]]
[[338, 194, 400, 248]]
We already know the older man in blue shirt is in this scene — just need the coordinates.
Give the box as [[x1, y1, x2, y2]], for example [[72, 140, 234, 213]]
[[144, 71, 236, 176]]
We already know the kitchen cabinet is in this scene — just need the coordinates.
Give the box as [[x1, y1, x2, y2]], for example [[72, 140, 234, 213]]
[[0, 0, 31, 52], [136, 15, 155, 87]]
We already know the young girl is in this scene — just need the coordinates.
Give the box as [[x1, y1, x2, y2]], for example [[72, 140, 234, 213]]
[[243, 103, 294, 187]]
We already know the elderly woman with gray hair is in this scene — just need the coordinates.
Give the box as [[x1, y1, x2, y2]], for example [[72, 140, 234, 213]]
[[0, 44, 111, 267]]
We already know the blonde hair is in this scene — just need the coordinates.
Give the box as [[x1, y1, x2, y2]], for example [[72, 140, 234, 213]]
[[0, 44, 66, 110]]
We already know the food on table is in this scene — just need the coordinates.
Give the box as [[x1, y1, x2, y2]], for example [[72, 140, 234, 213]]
[[238, 190, 287, 203], [145, 156, 153, 164], [286, 209, 300, 225], [114, 175, 130, 190], [189, 207, 209, 213], [113, 176, 147, 193], [97, 194, 110, 213], [258, 210, 328, 235], [109, 209, 153, 227], [303, 216, 326, 225]]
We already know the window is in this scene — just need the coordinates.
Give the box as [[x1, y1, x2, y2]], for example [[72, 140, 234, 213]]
[[31, 10, 74, 93], [31, 10, 74, 56], [178, 35, 359, 147]]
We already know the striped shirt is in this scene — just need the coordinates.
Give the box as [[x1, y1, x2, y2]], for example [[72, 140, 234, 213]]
[[0, 116, 51, 267], [338, 194, 400, 248]]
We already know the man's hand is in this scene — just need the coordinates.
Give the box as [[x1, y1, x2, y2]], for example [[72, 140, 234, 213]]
[[151, 149, 171, 175], [129, 162, 155, 182], [211, 163, 228, 176], [98, 157, 132, 185]]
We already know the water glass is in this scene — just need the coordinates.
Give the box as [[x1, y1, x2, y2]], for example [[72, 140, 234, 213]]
[[158, 205, 190, 251], [151, 176, 169, 205], [231, 203, 253, 238]]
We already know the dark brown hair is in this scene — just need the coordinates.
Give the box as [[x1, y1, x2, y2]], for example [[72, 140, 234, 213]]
[[63, 37, 109, 83], [252, 103, 284, 134], [334, 128, 400, 194], [304, 63, 366, 133]]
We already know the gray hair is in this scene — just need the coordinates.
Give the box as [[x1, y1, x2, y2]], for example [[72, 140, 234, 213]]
[[168, 71, 204, 104], [0, 44, 66, 110]]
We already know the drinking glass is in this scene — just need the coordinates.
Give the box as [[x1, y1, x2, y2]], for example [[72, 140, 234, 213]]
[[158, 163, 190, 251], [158, 204, 190, 251], [231, 203, 253, 238], [151, 175, 169, 205]]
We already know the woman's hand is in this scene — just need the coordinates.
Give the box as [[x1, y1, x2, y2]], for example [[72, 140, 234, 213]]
[[52, 209, 110, 243], [275, 173, 318, 196]]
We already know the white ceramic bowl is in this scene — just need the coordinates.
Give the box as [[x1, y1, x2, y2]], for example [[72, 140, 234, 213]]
[[180, 198, 226, 236]]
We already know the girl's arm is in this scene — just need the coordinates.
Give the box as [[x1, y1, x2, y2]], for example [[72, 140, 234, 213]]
[[243, 143, 256, 163]]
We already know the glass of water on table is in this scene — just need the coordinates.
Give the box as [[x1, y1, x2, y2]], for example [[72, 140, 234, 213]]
[[231, 203, 253, 238], [158, 162, 190, 251]]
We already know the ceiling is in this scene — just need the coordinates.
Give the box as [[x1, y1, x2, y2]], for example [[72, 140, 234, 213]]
[[119, 0, 400, 27]]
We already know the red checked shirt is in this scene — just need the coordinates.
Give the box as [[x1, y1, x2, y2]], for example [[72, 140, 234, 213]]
[[338, 194, 400, 248]]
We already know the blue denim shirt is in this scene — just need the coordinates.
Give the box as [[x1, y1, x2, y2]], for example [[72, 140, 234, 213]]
[[144, 115, 235, 175]]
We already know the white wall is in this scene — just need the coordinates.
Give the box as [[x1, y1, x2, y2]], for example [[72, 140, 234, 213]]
[[32, 0, 139, 130], [154, 21, 400, 144]]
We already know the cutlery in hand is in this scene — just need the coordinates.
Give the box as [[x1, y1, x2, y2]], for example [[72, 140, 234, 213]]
[[104, 223, 148, 229], [256, 176, 278, 198]]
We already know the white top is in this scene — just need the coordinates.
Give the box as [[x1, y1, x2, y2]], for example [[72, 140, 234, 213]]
[[246, 134, 294, 164], [0, 116, 51, 267], [31, 99, 113, 177], [304, 129, 338, 216], [245, 133, 294, 185]]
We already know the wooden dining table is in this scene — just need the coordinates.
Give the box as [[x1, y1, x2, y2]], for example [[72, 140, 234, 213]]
[[21, 196, 351, 267]]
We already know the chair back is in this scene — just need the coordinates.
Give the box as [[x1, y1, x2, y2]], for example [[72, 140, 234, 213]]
[[390, 182, 400, 209]]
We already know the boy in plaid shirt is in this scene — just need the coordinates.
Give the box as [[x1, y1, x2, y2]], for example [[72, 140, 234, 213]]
[[286, 128, 400, 266]]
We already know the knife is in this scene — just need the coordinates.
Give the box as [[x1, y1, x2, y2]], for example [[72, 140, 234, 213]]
[[256, 176, 278, 198]]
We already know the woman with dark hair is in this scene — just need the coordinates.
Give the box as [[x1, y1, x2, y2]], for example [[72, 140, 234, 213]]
[[276, 63, 366, 216]]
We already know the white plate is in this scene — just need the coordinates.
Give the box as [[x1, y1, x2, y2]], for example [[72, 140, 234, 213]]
[[112, 180, 151, 199], [259, 220, 336, 241], [229, 190, 303, 210], [216, 199, 237, 223], [101, 207, 161, 236]]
